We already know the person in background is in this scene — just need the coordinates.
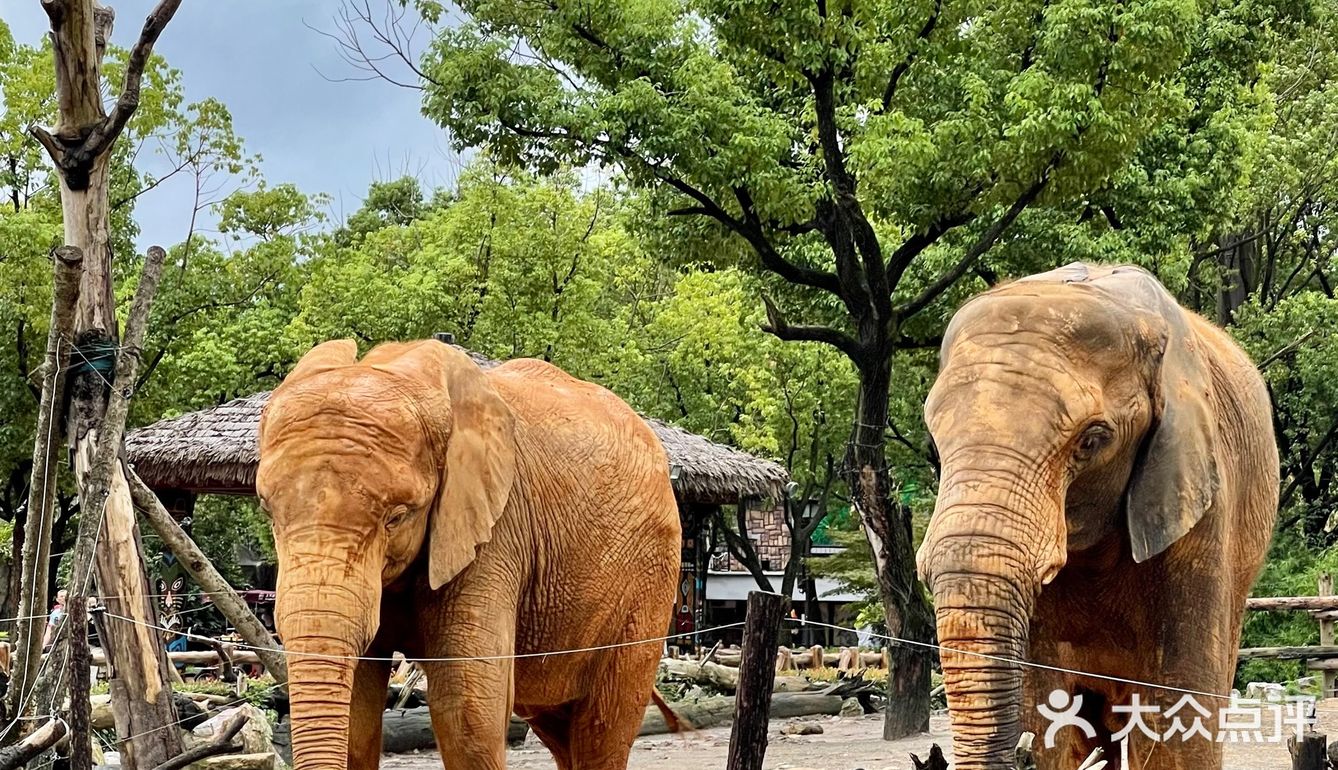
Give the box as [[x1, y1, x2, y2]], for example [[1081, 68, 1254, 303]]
[[41, 589, 67, 651]]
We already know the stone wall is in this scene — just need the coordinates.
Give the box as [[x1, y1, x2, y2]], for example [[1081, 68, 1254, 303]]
[[712, 501, 791, 572]]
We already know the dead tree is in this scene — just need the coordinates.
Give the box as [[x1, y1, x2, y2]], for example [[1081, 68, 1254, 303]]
[[18, 1, 187, 768]]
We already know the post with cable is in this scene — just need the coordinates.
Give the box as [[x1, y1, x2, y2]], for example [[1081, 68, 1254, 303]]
[[726, 590, 787, 770]]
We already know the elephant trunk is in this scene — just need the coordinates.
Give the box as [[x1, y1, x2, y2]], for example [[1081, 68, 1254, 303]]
[[919, 470, 1062, 770], [276, 571, 381, 770], [931, 570, 1032, 770], [286, 647, 357, 770]]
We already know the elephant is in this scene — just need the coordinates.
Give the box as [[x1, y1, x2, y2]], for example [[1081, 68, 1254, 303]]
[[916, 263, 1278, 770], [255, 338, 682, 770]]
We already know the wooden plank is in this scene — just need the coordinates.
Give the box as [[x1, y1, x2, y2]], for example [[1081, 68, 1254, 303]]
[[1247, 596, 1338, 612]]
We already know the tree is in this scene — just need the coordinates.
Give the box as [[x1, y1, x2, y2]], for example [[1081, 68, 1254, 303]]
[[352, 0, 1296, 736], [13, 2, 188, 766]]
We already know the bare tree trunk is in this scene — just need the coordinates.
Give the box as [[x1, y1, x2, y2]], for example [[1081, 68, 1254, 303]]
[[847, 355, 934, 740], [128, 471, 288, 683], [8, 247, 82, 727], [29, 2, 185, 766]]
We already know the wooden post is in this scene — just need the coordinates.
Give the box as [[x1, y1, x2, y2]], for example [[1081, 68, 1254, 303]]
[[726, 591, 786, 770], [28, 1, 186, 768], [8, 246, 82, 723], [1319, 574, 1334, 699], [1288, 730, 1327, 770]]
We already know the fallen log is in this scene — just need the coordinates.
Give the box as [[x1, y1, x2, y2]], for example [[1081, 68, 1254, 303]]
[[86, 649, 264, 668], [151, 709, 249, 770], [647, 692, 844, 734], [93, 693, 208, 731], [272, 709, 530, 762], [187, 753, 275, 770], [659, 658, 740, 690]]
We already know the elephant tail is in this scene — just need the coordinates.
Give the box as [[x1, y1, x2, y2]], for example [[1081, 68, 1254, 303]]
[[650, 688, 693, 732]]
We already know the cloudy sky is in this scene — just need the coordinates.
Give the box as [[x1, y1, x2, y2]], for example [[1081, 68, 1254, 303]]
[[3, 0, 466, 249]]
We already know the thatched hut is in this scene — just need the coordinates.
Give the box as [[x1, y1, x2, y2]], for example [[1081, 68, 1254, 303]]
[[125, 344, 791, 642]]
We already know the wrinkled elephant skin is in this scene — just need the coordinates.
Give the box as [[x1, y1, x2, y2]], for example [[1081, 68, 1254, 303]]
[[917, 263, 1278, 770], [257, 340, 681, 770]]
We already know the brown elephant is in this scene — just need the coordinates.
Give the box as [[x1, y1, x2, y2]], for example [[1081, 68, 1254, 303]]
[[256, 339, 682, 770], [916, 263, 1278, 770]]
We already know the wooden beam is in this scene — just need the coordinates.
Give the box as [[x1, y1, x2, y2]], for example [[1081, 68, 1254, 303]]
[[1246, 596, 1338, 612], [1238, 646, 1338, 661]]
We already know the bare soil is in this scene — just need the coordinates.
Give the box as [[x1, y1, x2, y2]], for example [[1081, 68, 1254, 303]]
[[380, 701, 1338, 769]]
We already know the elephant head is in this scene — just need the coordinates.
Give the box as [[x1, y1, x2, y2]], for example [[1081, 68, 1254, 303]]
[[256, 339, 516, 770], [916, 263, 1218, 770]]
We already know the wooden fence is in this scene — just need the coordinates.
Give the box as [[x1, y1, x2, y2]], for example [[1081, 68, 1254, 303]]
[[1241, 573, 1338, 698]]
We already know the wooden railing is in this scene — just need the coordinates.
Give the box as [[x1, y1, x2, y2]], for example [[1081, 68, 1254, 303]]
[[1240, 573, 1338, 697]]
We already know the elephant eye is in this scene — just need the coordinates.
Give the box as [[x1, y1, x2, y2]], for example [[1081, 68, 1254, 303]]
[[1075, 423, 1113, 460], [386, 506, 410, 530]]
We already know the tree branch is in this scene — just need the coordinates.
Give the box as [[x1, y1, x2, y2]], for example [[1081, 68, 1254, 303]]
[[885, 211, 976, 292], [760, 294, 864, 361], [149, 709, 249, 770], [881, 0, 942, 111], [896, 164, 1056, 320], [712, 507, 775, 593], [93, 0, 184, 157]]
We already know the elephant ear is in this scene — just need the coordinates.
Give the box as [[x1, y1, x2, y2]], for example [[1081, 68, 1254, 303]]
[[369, 341, 517, 589], [1100, 269, 1220, 563]]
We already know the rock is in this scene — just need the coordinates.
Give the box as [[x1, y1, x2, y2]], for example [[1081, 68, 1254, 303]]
[[189, 752, 276, 770], [1244, 682, 1287, 702], [840, 697, 863, 717], [193, 704, 274, 756], [781, 721, 823, 736]]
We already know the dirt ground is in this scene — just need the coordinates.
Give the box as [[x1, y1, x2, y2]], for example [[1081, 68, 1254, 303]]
[[379, 701, 1338, 769]]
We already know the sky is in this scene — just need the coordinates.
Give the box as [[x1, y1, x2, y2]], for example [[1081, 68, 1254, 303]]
[[2, 0, 467, 250]]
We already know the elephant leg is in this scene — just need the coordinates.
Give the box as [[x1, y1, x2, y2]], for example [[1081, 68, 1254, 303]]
[[348, 657, 392, 770], [420, 588, 517, 770], [422, 655, 514, 770], [567, 637, 660, 769]]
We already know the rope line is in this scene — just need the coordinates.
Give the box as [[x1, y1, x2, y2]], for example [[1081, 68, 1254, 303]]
[[101, 613, 747, 663]]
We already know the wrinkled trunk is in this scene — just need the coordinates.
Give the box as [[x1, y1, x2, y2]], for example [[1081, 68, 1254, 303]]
[[286, 643, 356, 770], [932, 570, 1031, 770], [276, 574, 379, 770], [921, 460, 1060, 770]]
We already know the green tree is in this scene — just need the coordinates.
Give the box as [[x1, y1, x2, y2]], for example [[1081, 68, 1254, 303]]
[[389, 0, 1298, 734]]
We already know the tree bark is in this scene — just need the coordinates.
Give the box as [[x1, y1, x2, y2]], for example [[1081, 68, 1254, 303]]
[[128, 470, 288, 683], [8, 247, 82, 726], [847, 355, 935, 740]]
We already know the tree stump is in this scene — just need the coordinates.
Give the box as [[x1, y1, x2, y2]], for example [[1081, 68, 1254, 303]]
[[1290, 731, 1328, 770], [909, 745, 948, 770]]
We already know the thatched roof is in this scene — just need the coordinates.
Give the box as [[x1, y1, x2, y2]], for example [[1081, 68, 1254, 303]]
[[125, 347, 788, 505]]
